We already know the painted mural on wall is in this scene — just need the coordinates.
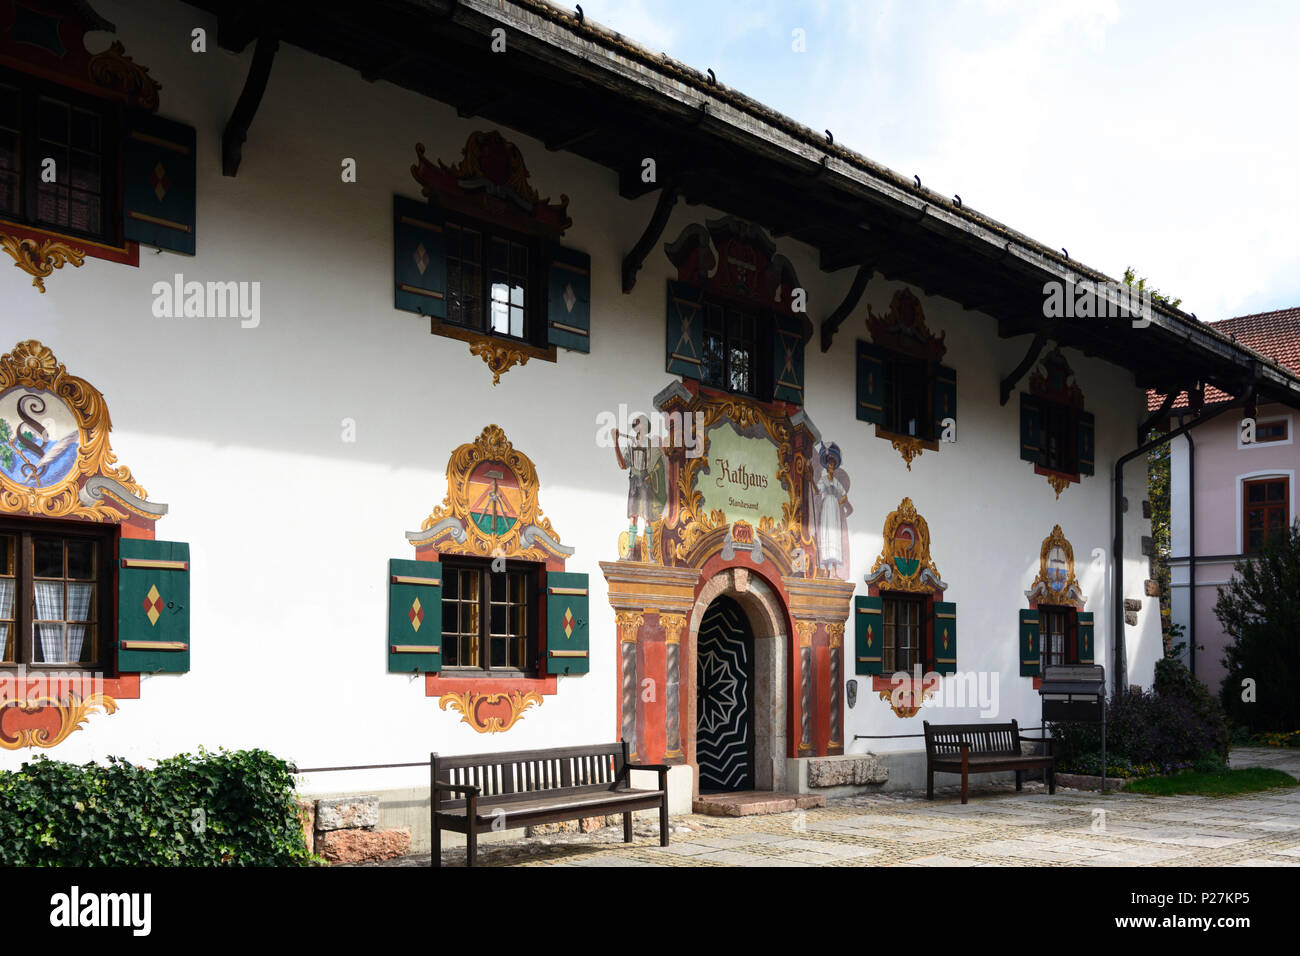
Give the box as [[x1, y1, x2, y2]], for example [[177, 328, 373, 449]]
[[1025, 524, 1086, 609], [0, 340, 166, 526], [601, 383, 845, 577], [807, 441, 852, 580], [0, 340, 171, 751], [400, 424, 576, 734]]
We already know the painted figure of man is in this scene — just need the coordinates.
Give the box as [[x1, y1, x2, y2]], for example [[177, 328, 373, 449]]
[[808, 442, 851, 578], [610, 415, 661, 560]]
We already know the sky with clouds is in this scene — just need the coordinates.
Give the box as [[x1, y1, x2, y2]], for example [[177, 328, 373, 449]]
[[578, 0, 1300, 322]]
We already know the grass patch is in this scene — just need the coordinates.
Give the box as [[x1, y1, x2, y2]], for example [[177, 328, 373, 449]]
[[1124, 767, 1298, 797]]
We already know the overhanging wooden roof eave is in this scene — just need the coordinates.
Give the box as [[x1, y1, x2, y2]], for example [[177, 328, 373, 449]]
[[183, 0, 1300, 410]]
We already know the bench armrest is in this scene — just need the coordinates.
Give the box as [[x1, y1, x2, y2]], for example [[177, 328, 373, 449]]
[[627, 763, 671, 772], [433, 781, 481, 796]]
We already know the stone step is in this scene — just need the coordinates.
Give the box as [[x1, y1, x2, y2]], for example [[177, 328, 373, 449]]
[[692, 791, 827, 816]]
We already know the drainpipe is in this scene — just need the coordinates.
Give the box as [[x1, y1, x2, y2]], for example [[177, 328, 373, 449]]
[[1112, 392, 1249, 696], [1185, 422, 1196, 677]]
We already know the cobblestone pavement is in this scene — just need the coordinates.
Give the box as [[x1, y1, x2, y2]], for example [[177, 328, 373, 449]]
[[381, 748, 1300, 867]]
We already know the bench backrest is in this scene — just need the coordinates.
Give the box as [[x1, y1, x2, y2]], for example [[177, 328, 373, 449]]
[[923, 720, 1021, 758], [431, 740, 629, 810]]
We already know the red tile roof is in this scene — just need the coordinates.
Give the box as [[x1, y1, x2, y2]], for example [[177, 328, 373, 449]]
[[1146, 307, 1300, 411]]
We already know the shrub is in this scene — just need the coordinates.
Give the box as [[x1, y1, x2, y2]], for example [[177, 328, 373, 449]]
[[0, 748, 316, 866], [1215, 521, 1300, 732], [1050, 672, 1229, 777]]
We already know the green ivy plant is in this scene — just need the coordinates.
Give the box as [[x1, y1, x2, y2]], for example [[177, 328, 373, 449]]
[[0, 748, 319, 866]]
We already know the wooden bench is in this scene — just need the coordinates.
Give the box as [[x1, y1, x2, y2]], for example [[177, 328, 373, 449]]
[[923, 719, 1055, 804], [430, 740, 669, 866]]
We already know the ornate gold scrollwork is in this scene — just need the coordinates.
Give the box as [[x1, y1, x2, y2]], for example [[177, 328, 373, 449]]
[[416, 424, 567, 562], [1, 234, 86, 293], [616, 610, 645, 643], [1046, 473, 1070, 498], [468, 339, 530, 386], [794, 619, 816, 647], [0, 340, 156, 521], [438, 690, 543, 734], [667, 395, 813, 573], [88, 41, 162, 111], [661, 613, 686, 645], [889, 435, 925, 470], [866, 497, 944, 594], [0, 692, 118, 750], [826, 622, 845, 648]]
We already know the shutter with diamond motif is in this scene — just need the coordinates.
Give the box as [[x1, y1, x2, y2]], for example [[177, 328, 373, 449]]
[[1019, 609, 1040, 677], [117, 539, 190, 673], [855, 595, 883, 675], [122, 114, 196, 255], [388, 558, 442, 673], [547, 244, 591, 352], [545, 571, 589, 675], [393, 196, 447, 318], [933, 601, 957, 675], [856, 341, 885, 425], [1076, 611, 1095, 664]]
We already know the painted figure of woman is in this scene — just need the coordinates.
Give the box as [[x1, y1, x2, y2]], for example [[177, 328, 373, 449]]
[[808, 442, 851, 578]]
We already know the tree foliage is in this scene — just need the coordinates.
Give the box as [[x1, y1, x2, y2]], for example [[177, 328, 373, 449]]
[[1214, 522, 1300, 732]]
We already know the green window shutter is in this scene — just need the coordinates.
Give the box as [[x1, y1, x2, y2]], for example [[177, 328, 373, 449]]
[[122, 114, 195, 255], [855, 595, 883, 675], [1076, 611, 1095, 664], [856, 340, 885, 425], [393, 196, 447, 318], [388, 558, 442, 673], [117, 539, 190, 674], [1019, 392, 1042, 463], [1077, 410, 1095, 476], [933, 363, 957, 439], [772, 313, 805, 404], [546, 571, 589, 675], [547, 243, 591, 352], [1019, 608, 1040, 677], [665, 281, 703, 379], [933, 601, 957, 675]]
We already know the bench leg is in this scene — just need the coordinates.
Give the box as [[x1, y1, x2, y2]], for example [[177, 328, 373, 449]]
[[960, 747, 969, 805], [1016, 770, 1023, 791], [623, 812, 633, 843], [432, 816, 442, 868], [660, 794, 670, 848], [1049, 767, 1056, 796], [926, 769, 934, 801], [466, 827, 477, 868]]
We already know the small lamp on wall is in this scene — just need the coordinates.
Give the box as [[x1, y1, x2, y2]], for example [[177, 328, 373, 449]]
[[846, 679, 858, 709]]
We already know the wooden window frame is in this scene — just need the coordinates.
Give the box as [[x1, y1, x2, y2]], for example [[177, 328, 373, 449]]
[[1242, 476, 1290, 554], [1038, 604, 1077, 670], [0, 516, 118, 672], [700, 293, 773, 401], [1038, 397, 1079, 478], [881, 592, 931, 675], [0, 65, 121, 247], [438, 208, 546, 349], [879, 349, 936, 443], [438, 554, 542, 678]]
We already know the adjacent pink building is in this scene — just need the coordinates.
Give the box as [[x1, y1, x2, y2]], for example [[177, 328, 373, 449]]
[[1156, 308, 1299, 694]]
